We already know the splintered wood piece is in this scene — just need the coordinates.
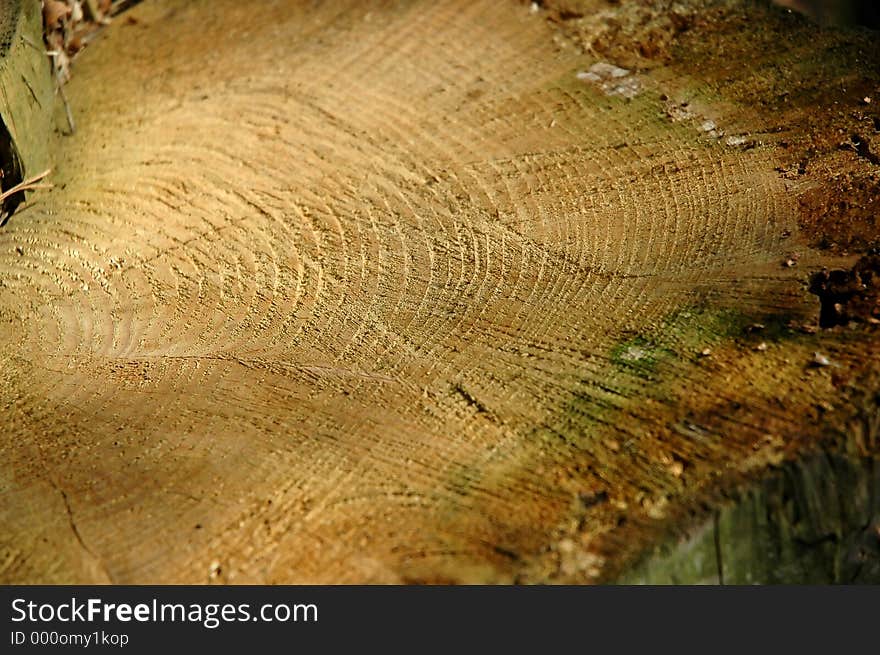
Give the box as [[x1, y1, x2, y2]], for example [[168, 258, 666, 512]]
[[0, 169, 52, 202]]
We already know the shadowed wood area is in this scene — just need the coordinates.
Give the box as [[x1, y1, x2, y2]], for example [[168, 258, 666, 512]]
[[1, 0, 879, 583]]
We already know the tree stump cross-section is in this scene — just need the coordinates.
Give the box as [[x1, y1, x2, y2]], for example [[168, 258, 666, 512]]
[[0, 0, 878, 583]]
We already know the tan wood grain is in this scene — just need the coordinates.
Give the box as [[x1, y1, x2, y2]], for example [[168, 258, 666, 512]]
[[0, 0, 877, 583]]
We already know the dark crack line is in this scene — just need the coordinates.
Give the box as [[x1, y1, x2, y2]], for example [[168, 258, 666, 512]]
[[58, 487, 94, 558], [50, 481, 113, 582]]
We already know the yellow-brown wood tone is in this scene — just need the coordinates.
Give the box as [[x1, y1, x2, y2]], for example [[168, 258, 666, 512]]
[[1, 0, 878, 583]]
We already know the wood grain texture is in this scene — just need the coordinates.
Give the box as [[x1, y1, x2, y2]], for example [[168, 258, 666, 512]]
[[0, 0, 54, 218], [0, 0, 878, 583]]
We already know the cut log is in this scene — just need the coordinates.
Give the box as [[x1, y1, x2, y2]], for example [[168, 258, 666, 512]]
[[0, 0, 878, 583]]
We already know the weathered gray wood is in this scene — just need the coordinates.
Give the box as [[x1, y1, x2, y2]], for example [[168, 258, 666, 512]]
[[621, 448, 880, 583], [0, 0, 54, 217]]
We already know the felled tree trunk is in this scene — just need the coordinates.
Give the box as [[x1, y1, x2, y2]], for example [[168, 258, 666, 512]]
[[0, 0, 878, 583]]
